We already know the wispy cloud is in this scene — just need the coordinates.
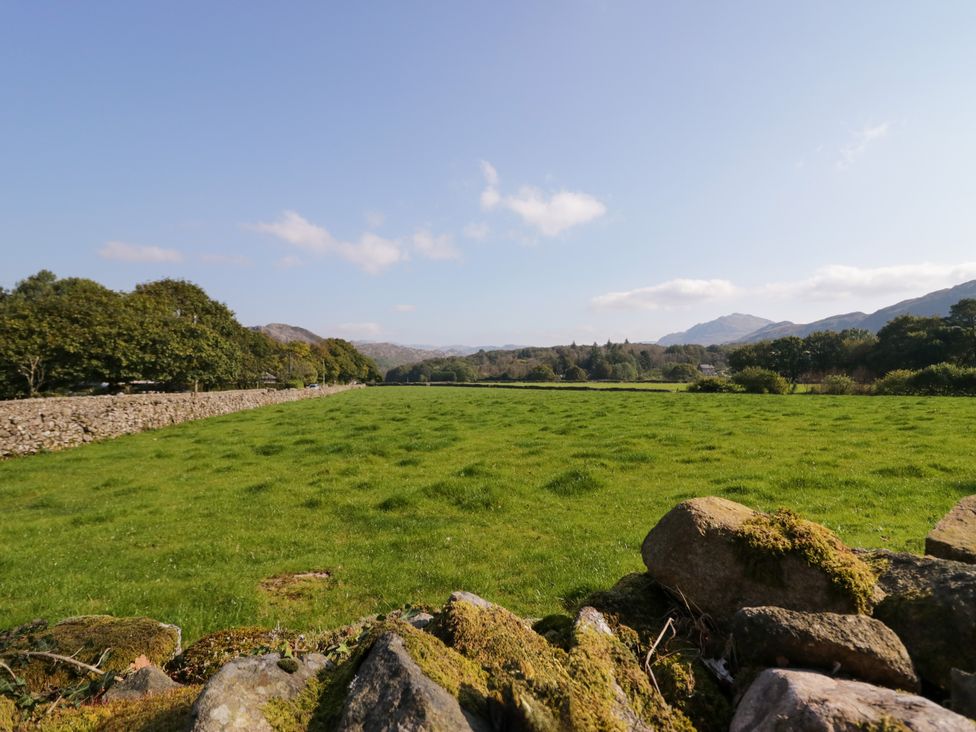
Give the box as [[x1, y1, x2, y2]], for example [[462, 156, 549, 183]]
[[463, 222, 490, 241], [479, 161, 606, 237], [763, 262, 976, 300], [336, 321, 382, 338], [413, 228, 460, 260], [837, 122, 889, 169], [593, 261, 976, 311], [394, 304, 416, 313], [250, 210, 407, 274], [200, 253, 252, 267], [593, 279, 738, 310], [98, 241, 183, 263]]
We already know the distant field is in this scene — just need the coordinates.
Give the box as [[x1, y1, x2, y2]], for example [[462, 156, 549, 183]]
[[0, 387, 971, 644]]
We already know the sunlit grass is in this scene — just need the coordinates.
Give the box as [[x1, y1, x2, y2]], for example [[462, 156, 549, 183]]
[[0, 387, 971, 643]]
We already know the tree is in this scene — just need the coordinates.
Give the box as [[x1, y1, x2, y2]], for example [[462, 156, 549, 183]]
[[564, 365, 587, 382], [946, 299, 976, 366], [872, 315, 949, 374], [526, 364, 558, 382]]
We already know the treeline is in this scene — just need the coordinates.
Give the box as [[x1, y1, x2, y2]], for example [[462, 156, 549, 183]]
[[728, 300, 976, 381], [0, 271, 380, 399], [385, 341, 731, 383]]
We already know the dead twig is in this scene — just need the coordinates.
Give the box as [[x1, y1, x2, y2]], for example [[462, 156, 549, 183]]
[[643, 616, 676, 695], [4, 650, 108, 677], [0, 659, 19, 683]]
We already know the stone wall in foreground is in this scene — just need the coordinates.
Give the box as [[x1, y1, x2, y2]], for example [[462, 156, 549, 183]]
[[0, 385, 364, 458]]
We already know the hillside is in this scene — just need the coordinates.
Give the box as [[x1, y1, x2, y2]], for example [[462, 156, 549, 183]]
[[251, 323, 325, 345], [353, 342, 452, 372], [657, 313, 773, 346], [657, 280, 976, 346]]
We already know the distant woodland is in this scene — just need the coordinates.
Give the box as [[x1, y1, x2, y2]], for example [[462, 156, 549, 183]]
[[0, 271, 380, 399], [385, 300, 976, 386]]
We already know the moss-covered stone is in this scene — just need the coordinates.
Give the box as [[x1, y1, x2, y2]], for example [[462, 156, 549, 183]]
[[736, 508, 880, 614], [569, 616, 695, 732], [7, 616, 180, 697], [35, 684, 200, 732], [168, 626, 299, 684], [438, 593, 694, 731], [651, 653, 731, 732]]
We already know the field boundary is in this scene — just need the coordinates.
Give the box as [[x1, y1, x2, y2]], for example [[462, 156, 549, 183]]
[[0, 384, 363, 458]]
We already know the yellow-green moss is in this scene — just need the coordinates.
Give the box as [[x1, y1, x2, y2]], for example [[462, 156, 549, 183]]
[[651, 653, 731, 732], [0, 696, 17, 732], [35, 684, 200, 732], [569, 626, 695, 732], [263, 622, 381, 732], [168, 626, 298, 684], [737, 508, 879, 613], [395, 622, 491, 717], [861, 716, 912, 732], [8, 616, 180, 696], [441, 597, 694, 732]]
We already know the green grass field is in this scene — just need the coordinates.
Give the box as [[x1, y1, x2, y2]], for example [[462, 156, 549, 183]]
[[0, 387, 972, 644]]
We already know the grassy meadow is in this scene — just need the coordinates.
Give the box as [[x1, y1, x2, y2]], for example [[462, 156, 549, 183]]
[[0, 387, 972, 644]]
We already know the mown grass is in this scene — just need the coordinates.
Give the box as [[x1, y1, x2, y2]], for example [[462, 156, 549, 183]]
[[0, 387, 972, 643]]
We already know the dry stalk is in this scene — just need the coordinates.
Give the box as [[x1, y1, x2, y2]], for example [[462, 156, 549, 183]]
[[5, 650, 108, 677]]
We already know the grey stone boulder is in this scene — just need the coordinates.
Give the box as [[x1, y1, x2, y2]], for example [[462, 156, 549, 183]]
[[731, 668, 974, 731], [641, 497, 879, 624], [869, 550, 976, 691], [953, 668, 976, 720], [103, 665, 180, 702], [189, 652, 330, 732], [731, 606, 918, 691], [927, 496, 976, 565], [337, 632, 490, 732]]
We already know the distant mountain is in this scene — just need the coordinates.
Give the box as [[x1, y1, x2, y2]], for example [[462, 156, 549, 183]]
[[736, 312, 868, 343], [252, 323, 324, 345], [353, 342, 453, 372], [656, 314, 774, 346], [736, 279, 976, 344]]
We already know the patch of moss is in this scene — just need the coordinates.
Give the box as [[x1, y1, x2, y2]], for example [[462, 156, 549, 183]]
[[569, 625, 695, 732], [263, 621, 381, 732], [736, 508, 879, 613], [861, 716, 912, 732], [651, 653, 731, 732], [440, 596, 693, 731], [36, 684, 200, 732], [0, 696, 17, 732], [532, 614, 574, 648], [9, 616, 180, 696], [168, 626, 298, 684]]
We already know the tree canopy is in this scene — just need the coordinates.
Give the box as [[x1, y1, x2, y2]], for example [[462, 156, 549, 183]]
[[0, 271, 380, 398]]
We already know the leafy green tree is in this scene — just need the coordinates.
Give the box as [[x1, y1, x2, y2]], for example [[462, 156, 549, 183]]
[[564, 365, 587, 382], [946, 299, 976, 366], [526, 364, 558, 382]]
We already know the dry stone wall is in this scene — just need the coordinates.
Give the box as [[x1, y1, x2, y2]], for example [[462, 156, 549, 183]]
[[0, 385, 363, 458]]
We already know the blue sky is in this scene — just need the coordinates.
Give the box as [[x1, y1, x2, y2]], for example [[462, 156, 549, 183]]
[[3, 2, 976, 345]]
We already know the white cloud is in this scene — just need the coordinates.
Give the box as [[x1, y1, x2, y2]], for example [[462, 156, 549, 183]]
[[503, 187, 607, 237], [413, 228, 460, 260], [394, 304, 416, 313], [250, 210, 406, 274], [480, 160, 499, 187], [200, 253, 252, 267], [98, 241, 183, 263], [837, 122, 889, 169], [336, 321, 382, 337], [463, 222, 490, 240], [763, 262, 976, 301], [477, 161, 606, 236], [592, 279, 739, 310]]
